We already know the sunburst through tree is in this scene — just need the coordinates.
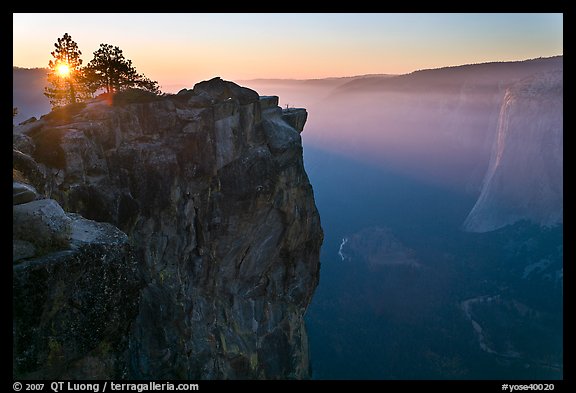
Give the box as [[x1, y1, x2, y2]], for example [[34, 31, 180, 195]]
[[44, 33, 91, 109]]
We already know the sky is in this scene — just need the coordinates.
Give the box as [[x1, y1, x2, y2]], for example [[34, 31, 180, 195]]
[[13, 13, 563, 93]]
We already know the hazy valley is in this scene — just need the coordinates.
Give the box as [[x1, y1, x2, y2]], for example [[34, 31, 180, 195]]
[[241, 56, 564, 379]]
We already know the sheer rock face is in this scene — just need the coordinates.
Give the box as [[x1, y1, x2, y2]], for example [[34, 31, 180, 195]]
[[463, 70, 563, 232], [15, 78, 323, 379]]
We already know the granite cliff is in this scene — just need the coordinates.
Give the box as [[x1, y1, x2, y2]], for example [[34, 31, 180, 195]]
[[13, 78, 323, 379], [463, 69, 563, 232]]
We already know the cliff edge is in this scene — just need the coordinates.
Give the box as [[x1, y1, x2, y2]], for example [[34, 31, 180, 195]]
[[13, 77, 323, 379]]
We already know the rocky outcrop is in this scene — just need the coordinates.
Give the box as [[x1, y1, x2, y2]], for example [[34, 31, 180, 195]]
[[463, 70, 563, 232], [338, 226, 420, 269], [13, 196, 140, 378], [13, 77, 323, 379]]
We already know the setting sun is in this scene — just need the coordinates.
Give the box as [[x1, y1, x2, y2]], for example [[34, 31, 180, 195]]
[[57, 63, 70, 77]]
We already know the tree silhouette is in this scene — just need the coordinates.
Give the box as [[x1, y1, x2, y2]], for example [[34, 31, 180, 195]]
[[44, 33, 90, 109], [84, 44, 160, 95]]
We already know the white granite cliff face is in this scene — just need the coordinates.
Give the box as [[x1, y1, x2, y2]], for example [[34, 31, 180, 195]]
[[463, 70, 563, 232]]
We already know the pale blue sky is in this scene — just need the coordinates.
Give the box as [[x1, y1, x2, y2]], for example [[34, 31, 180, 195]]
[[13, 13, 563, 91]]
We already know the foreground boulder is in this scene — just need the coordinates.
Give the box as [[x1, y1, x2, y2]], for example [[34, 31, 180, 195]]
[[13, 204, 140, 379]]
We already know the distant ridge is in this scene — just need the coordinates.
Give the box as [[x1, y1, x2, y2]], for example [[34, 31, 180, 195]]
[[239, 74, 395, 83], [411, 55, 563, 73], [330, 56, 563, 95], [12, 67, 51, 124]]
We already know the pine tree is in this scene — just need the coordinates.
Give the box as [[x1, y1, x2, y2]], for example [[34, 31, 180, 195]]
[[44, 33, 90, 109], [84, 44, 160, 95]]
